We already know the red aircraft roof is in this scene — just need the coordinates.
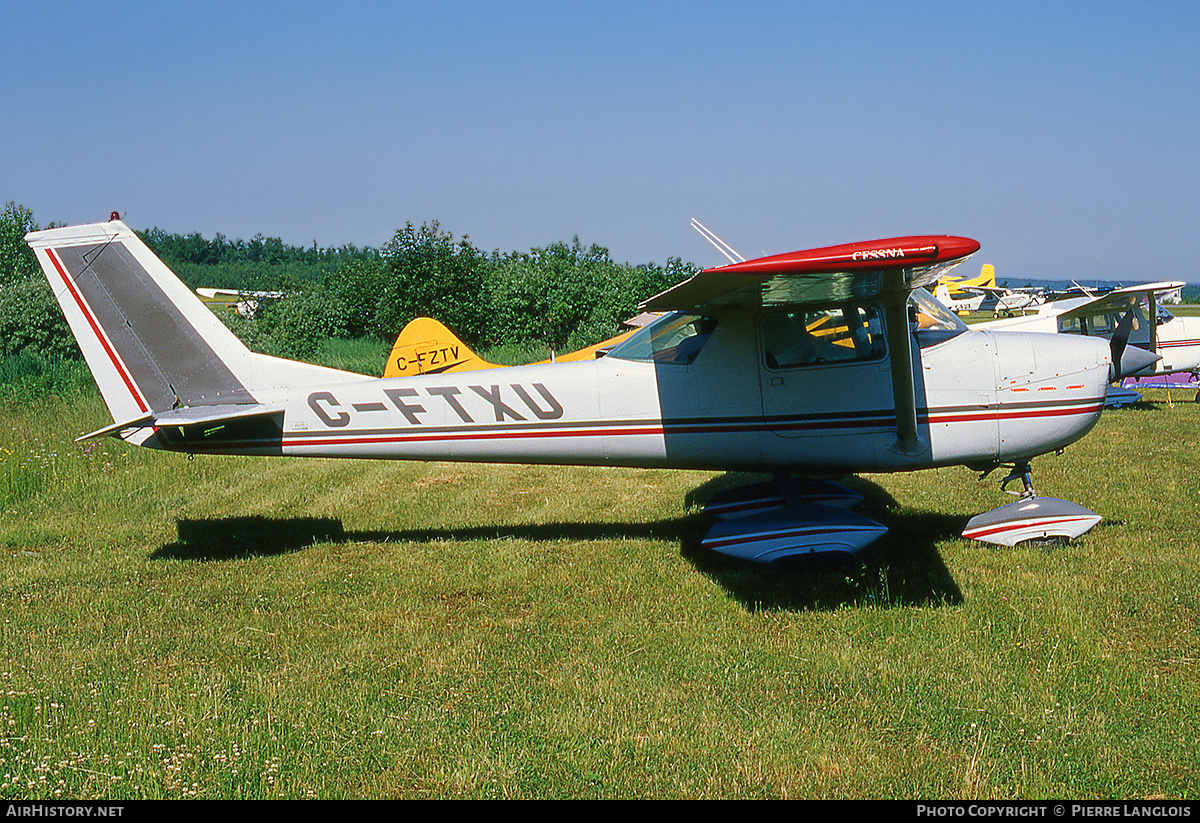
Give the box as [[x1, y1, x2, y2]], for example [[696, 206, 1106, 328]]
[[640, 235, 981, 311], [706, 235, 980, 277]]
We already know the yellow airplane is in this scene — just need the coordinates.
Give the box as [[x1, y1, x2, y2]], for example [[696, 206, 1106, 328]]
[[383, 317, 648, 377], [937, 263, 996, 298]]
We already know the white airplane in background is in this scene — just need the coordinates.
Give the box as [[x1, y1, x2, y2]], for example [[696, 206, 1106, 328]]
[[195, 287, 286, 319], [933, 282, 985, 314], [27, 217, 1158, 561], [965, 283, 1048, 317], [977, 281, 1200, 378]]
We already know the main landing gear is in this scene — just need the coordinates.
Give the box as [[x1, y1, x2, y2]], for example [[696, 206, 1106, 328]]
[[699, 472, 887, 563], [697, 459, 1104, 562], [962, 461, 1101, 547]]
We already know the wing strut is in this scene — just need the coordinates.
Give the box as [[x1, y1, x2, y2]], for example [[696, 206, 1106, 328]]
[[690, 218, 745, 264], [882, 274, 924, 455], [1149, 290, 1159, 356]]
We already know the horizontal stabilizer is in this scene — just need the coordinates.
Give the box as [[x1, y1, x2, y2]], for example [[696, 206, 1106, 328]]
[[75, 403, 282, 442], [76, 414, 157, 442], [152, 403, 282, 427]]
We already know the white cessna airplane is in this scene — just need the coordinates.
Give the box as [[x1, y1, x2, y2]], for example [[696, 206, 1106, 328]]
[[933, 281, 986, 314], [965, 283, 1048, 317], [26, 218, 1157, 561], [978, 281, 1200, 378]]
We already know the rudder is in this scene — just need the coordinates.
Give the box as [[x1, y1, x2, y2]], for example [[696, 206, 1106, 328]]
[[384, 317, 499, 377]]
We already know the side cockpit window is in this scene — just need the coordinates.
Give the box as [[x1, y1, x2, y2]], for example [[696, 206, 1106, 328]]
[[761, 305, 885, 370], [607, 312, 717, 365]]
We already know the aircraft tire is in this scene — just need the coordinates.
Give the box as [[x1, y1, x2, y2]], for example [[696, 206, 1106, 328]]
[[1018, 535, 1070, 549]]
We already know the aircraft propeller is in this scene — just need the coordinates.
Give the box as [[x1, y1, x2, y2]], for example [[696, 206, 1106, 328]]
[[1109, 308, 1160, 380]]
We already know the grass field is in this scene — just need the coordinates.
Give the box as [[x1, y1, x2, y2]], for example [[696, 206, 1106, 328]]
[[0, 355, 1197, 799]]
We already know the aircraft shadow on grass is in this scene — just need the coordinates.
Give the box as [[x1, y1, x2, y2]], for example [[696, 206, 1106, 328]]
[[682, 473, 964, 611], [152, 475, 964, 613], [1124, 399, 1176, 411]]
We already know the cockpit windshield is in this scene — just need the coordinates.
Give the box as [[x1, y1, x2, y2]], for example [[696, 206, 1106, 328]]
[[910, 288, 968, 346], [606, 312, 716, 365], [910, 288, 968, 332]]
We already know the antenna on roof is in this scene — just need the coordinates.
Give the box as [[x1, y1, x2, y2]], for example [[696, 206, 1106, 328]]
[[690, 218, 745, 264]]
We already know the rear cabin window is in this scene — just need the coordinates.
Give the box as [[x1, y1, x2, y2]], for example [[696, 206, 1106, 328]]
[[1058, 305, 1151, 347], [761, 305, 886, 370]]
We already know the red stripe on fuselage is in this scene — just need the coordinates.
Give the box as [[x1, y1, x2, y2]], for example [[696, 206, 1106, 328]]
[[926, 401, 1104, 425], [269, 399, 1103, 452], [282, 424, 667, 449]]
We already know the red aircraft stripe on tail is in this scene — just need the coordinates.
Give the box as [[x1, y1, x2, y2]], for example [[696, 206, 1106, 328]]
[[44, 247, 149, 413]]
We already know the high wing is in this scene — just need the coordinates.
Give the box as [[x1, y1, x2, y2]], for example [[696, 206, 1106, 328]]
[[640, 235, 981, 456], [640, 236, 980, 312], [963, 285, 1016, 296], [1053, 281, 1186, 322], [1052, 281, 1187, 376]]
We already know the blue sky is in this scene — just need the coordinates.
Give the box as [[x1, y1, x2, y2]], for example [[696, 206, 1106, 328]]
[[4, 1, 1198, 282]]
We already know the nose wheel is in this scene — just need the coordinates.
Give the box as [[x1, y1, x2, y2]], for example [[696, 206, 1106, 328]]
[[977, 461, 1037, 498], [999, 462, 1036, 499], [964, 461, 1101, 546]]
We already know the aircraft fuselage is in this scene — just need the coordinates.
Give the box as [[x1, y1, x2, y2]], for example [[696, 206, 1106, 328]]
[[158, 309, 1111, 477]]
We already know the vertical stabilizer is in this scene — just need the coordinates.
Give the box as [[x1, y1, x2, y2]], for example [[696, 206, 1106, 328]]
[[384, 317, 501, 377], [25, 218, 360, 427]]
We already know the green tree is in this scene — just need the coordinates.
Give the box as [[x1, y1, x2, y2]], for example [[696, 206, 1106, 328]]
[[375, 221, 495, 345], [325, 257, 388, 339], [253, 287, 349, 359], [0, 277, 79, 360], [489, 239, 696, 352], [0, 202, 39, 286]]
